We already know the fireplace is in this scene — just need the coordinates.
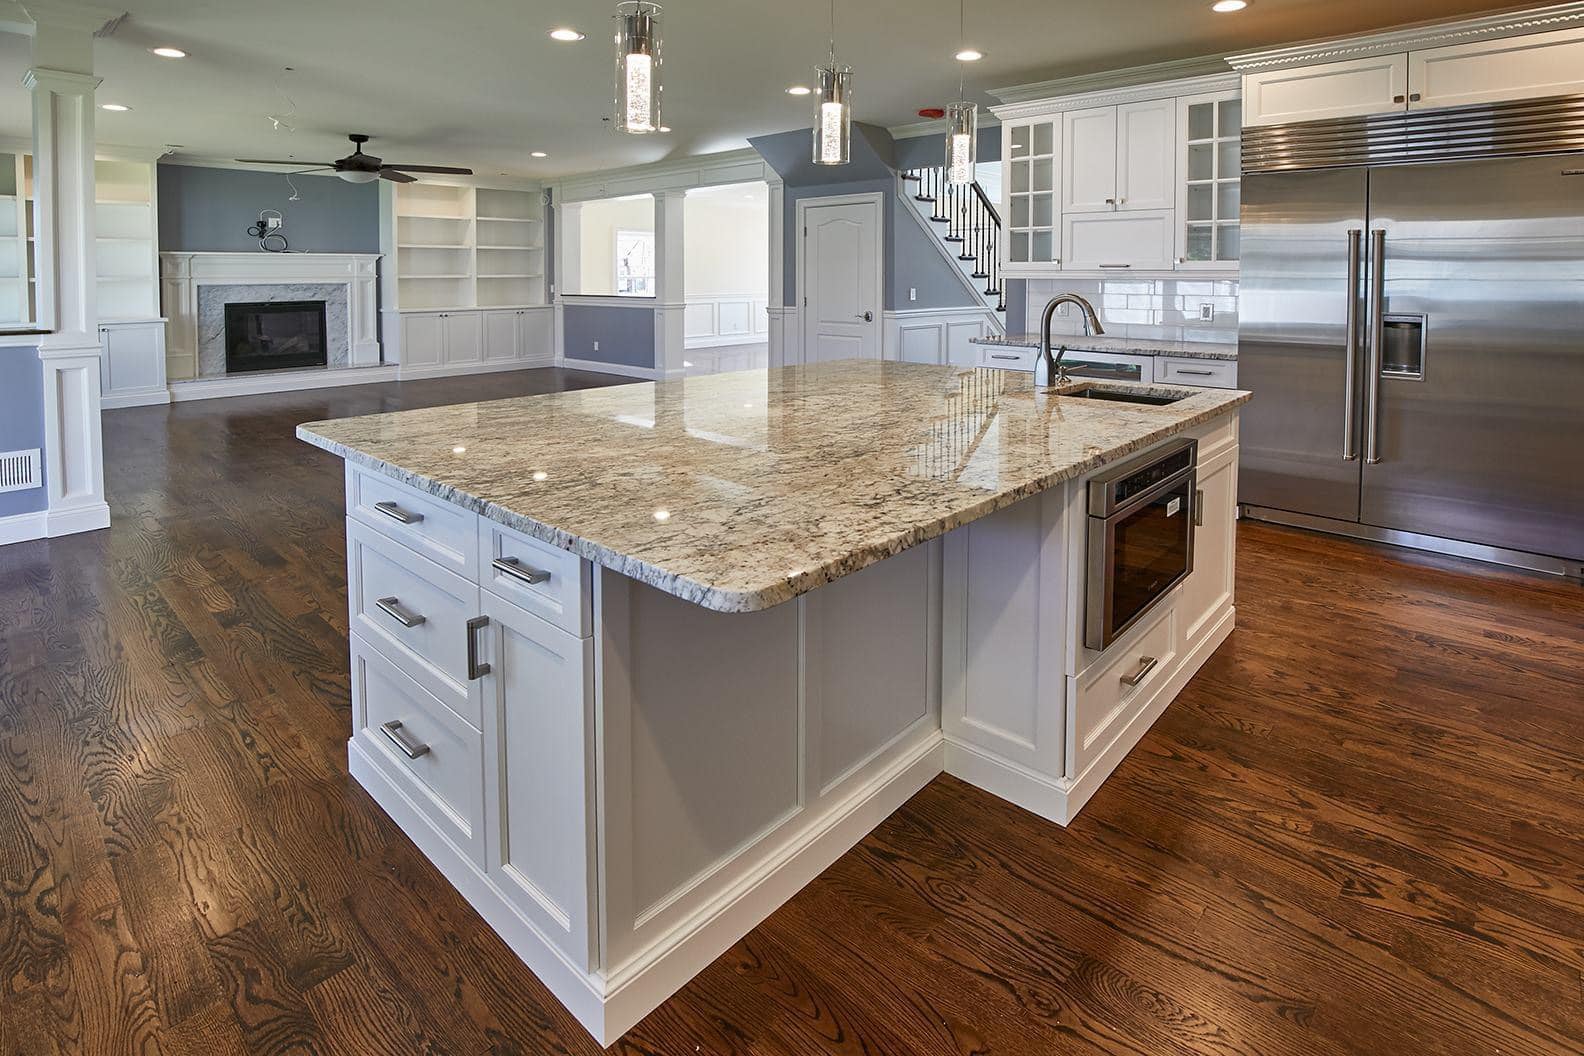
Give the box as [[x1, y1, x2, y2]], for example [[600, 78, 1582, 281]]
[[224, 300, 329, 374]]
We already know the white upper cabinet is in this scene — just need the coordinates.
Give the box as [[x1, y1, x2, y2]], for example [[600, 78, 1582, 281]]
[[1241, 54, 1408, 127], [1061, 99, 1175, 214], [1061, 107, 1118, 213], [1002, 119, 1061, 267], [1409, 26, 1584, 110], [1115, 100, 1177, 211], [1176, 90, 1242, 271]]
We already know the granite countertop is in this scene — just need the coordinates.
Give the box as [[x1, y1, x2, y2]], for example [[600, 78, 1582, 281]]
[[297, 362, 1249, 613], [970, 333, 1238, 361]]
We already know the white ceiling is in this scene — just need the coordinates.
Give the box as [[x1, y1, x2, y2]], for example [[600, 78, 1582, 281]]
[[0, 0, 1518, 181]]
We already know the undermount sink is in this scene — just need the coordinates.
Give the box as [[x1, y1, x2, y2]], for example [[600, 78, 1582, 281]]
[[1063, 386, 1186, 407]]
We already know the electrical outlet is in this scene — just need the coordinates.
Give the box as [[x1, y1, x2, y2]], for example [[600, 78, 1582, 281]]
[[909, 287, 917, 302], [593, 340, 600, 352], [1198, 303, 1215, 323]]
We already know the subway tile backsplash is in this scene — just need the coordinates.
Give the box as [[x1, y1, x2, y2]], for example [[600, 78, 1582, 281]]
[[1018, 277, 1239, 345]]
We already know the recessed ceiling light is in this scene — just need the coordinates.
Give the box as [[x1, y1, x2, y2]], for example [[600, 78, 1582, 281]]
[[530, 150, 548, 158], [955, 48, 984, 61], [149, 46, 187, 58], [1211, 0, 1247, 10], [786, 85, 812, 96], [549, 27, 585, 41], [99, 103, 131, 112]]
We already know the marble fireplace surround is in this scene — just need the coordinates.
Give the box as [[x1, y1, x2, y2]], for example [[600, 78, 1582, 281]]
[[160, 252, 381, 381]]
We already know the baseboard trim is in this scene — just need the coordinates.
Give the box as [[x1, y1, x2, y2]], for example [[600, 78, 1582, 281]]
[[350, 726, 945, 1046], [169, 365, 401, 402], [0, 509, 48, 546], [396, 358, 555, 381], [47, 502, 111, 538], [102, 388, 173, 410], [557, 357, 659, 381]]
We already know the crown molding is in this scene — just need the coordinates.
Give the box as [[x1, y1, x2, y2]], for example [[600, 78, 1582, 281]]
[[887, 112, 1002, 140], [988, 54, 1235, 106], [18, 0, 120, 33], [554, 147, 768, 203], [990, 70, 1240, 121], [1227, 2, 1584, 70], [21, 66, 99, 93]]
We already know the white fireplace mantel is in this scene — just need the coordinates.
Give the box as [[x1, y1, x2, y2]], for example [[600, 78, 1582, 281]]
[[160, 252, 382, 380]]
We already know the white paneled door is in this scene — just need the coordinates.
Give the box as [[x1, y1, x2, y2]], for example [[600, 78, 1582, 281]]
[[799, 195, 882, 364]]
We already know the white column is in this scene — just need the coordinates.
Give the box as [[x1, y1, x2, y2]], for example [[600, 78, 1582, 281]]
[[765, 176, 789, 368], [553, 197, 579, 365], [652, 189, 687, 379], [26, 10, 110, 536]]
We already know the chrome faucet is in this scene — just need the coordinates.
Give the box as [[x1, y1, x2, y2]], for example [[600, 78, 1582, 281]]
[[1036, 294, 1105, 387]]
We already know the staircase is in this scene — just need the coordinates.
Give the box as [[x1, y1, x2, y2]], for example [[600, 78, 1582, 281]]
[[901, 167, 1007, 317]]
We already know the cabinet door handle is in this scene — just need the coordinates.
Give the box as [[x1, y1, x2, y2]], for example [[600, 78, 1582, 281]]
[[1393, 94, 1406, 103], [467, 615, 491, 679], [1194, 489, 1205, 528], [373, 500, 424, 525], [379, 719, 430, 759], [492, 556, 551, 585], [375, 596, 426, 628], [1408, 92, 1421, 102], [1105, 197, 1116, 205], [1121, 656, 1159, 688]]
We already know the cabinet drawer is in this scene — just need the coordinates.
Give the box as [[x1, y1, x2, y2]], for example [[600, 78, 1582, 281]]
[[977, 345, 1037, 372], [352, 635, 486, 865], [1071, 604, 1177, 777], [349, 519, 481, 728], [478, 519, 591, 637], [1156, 357, 1237, 388], [347, 464, 479, 577]]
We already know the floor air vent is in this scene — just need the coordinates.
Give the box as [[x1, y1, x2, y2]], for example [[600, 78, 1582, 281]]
[[0, 449, 42, 493]]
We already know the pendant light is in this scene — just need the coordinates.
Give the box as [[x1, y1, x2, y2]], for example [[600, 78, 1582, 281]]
[[945, 0, 977, 185], [614, 1, 662, 134], [813, 0, 852, 165]]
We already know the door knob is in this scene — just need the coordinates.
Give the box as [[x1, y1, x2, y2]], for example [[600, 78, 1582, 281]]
[[856, 311, 873, 322]]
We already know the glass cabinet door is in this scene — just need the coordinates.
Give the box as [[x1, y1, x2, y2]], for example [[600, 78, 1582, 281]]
[[1177, 92, 1241, 268], [1004, 120, 1058, 266]]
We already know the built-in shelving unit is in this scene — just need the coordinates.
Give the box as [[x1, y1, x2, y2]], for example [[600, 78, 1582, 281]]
[[392, 183, 545, 310], [11, 153, 161, 324]]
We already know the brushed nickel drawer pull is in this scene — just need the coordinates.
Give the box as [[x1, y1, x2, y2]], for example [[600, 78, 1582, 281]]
[[379, 720, 430, 759], [1194, 489, 1205, 528], [373, 500, 424, 525], [492, 556, 551, 585], [375, 596, 426, 628], [1121, 655, 1159, 687], [1098, 263, 1132, 269], [990, 353, 1021, 361], [1175, 368, 1215, 377], [467, 615, 491, 679]]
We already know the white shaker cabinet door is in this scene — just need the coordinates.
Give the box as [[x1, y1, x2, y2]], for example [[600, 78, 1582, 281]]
[[1062, 106, 1118, 214], [401, 312, 445, 369], [479, 591, 597, 970], [443, 311, 484, 365], [1409, 27, 1584, 110], [1242, 54, 1408, 126], [1115, 98, 1176, 212], [482, 309, 520, 362]]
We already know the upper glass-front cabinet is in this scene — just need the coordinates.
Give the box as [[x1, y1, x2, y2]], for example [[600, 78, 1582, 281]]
[[1003, 119, 1059, 267], [1176, 91, 1241, 269]]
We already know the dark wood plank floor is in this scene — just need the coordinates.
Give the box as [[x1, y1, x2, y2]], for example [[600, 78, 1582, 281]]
[[2, 368, 1581, 1056]]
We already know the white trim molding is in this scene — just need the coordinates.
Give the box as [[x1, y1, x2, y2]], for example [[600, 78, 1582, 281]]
[[990, 57, 1238, 109], [168, 364, 400, 402], [684, 295, 770, 348], [766, 306, 797, 369], [559, 356, 658, 381], [1227, 2, 1584, 70], [557, 148, 770, 205], [990, 70, 1241, 121], [38, 341, 109, 536], [159, 252, 383, 381]]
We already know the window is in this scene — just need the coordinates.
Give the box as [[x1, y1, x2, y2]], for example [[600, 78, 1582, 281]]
[[615, 229, 655, 296]]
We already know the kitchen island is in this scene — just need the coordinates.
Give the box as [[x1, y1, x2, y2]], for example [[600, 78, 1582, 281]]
[[297, 360, 1248, 1044]]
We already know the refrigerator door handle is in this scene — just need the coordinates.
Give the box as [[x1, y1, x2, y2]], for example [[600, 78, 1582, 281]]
[[1364, 229, 1386, 465], [1343, 229, 1362, 461]]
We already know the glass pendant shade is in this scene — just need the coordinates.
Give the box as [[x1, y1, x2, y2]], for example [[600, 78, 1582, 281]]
[[945, 101, 977, 185], [614, 1, 662, 134], [813, 63, 853, 165]]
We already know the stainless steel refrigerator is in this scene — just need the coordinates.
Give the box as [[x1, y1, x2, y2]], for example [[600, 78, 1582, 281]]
[[1238, 128, 1584, 576]]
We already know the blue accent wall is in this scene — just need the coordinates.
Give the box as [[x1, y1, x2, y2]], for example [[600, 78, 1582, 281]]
[[0, 348, 46, 518], [562, 303, 655, 370], [158, 163, 381, 253]]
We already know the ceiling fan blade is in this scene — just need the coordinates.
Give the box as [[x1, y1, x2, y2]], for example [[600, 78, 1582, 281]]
[[379, 169, 418, 183], [235, 158, 334, 167], [382, 163, 475, 175]]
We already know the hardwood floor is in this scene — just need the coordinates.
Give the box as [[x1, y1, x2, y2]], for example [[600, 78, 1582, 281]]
[[2, 368, 1581, 1055]]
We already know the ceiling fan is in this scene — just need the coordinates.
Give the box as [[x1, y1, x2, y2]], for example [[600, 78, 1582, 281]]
[[236, 133, 473, 184]]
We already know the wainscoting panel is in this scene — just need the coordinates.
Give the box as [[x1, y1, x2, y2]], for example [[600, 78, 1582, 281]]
[[684, 295, 771, 349], [883, 308, 1001, 367]]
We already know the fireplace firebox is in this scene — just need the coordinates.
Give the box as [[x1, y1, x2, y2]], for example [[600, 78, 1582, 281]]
[[224, 300, 328, 374]]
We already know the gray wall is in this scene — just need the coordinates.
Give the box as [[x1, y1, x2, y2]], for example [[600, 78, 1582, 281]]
[[158, 164, 381, 253], [562, 302, 655, 370], [892, 126, 1002, 171], [0, 348, 46, 517]]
